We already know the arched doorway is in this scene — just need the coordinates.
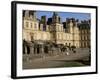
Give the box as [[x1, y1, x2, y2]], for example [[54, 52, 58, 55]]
[[37, 45, 40, 54], [44, 46, 48, 53], [27, 46, 30, 54]]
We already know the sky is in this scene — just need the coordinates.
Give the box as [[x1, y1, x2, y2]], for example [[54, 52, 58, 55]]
[[36, 11, 91, 22]]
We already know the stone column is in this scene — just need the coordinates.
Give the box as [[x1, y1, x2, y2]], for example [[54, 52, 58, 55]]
[[34, 45, 37, 54], [30, 46, 34, 54], [41, 45, 44, 54]]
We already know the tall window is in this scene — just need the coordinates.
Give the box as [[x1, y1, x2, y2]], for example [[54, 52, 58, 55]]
[[43, 25, 46, 31], [26, 22, 29, 27], [57, 34, 59, 39], [31, 23, 33, 28], [31, 36, 34, 41], [85, 30, 87, 34], [81, 36, 82, 40], [34, 23, 37, 30], [84, 42, 86, 47], [84, 36, 86, 40], [30, 33, 34, 41], [57, 26, 59, 31]]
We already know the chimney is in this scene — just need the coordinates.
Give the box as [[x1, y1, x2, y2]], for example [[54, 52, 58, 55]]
[[52, 12, 59, 23], [29, 11, 36, 20], [25, 10, 29, 18], [41, 16, 47, 25]]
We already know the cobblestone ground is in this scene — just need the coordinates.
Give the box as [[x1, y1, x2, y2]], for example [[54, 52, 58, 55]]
[[23, 48, 90, 69]]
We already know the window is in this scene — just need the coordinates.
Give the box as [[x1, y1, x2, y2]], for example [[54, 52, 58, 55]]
[[82, 36, 84, 40], [59, 34, 61, 40], [84, 42, 86, 47], [85, 36, 87, 40], [57, 34, 59, 39], [30, 33, 34, 41], [31, 36, 34, 41], [34, 23, 37, 30], [75, 43, 77, 47], [31, 23, 33, 28], [43, 25, 46, 31], [84, 36, 86, 40], [85, 30, 87, 34], [82, 30, 84, 34], [69, 43, 71, 47], [26, 22, 29, 27], [84, 30, 85, 34], [81, 36, 82, 40], [57, 26, 59, 31]]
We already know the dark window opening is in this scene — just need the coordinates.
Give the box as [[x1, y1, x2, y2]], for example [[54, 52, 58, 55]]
[[43, 25, 46, 31], [27, 46, 30, 54]]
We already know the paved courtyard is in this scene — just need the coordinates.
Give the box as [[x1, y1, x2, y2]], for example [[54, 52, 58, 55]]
[[23, 48, 90, 69]]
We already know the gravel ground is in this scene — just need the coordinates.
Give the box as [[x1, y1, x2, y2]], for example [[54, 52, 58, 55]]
[[23, 48, 90, 69]]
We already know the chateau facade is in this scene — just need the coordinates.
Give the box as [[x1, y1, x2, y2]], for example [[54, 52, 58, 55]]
[[23, 10, 90, 54]]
